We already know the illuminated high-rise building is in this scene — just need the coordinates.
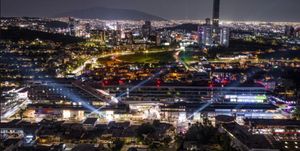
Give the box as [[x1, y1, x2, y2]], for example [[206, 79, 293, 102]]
[[116, 22, 122, 31], [212, 27, 220, 45], [142, 21, 152, 39], [90, 30, 106, 45], [284, 25, 294, 37], [156, 32, 161, 46], [68, 17, 77, 36], [198, 25, 229, 47], [198, 0, 229, 47], [212, 0, 220, 27], [295, 28, 300, 38], [198, 25, 213, 46], [205, 18, 211, 25], [125, 32, 133, 45], [220, 27, 229, 47]]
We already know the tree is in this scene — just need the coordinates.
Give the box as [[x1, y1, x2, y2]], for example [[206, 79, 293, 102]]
[[163, 136, 172, 145], [136, 123, 156, 145], [153, 120, 160, 127], [137, 123, 156, 138], [185, 122, 218, 145], [293, 107, 300, 120], [149, 142, 160, 151], [175, 134, 184, 150], [19, 108, 26, 120], [111, 138, 124, 151], [220, 134, 232, 151]]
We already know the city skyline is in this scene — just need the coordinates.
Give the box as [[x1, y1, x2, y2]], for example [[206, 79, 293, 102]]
[[1, 0, 300, 151], [2, 0, 300, 22]]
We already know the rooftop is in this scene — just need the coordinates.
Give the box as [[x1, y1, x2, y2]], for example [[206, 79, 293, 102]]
[[161, 102, 278, 112], [83, 118, 98, 125], [222, 123, 277, 150], [245, 119, 300, 127]]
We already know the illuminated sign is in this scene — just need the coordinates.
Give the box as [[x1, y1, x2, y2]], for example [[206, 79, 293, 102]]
[[225, 95, 267, 103], [274, 129, 285, 133]]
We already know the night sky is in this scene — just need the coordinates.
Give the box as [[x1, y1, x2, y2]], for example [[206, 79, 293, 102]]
[[2, 0, 300, 21]]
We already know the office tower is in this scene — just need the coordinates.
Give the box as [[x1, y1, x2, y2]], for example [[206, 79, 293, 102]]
[[85, 23, 91, 33], [198, 26, 213, 46], [144, 21, 151, 27], [212, 0, 220, 27], [198, 25, 229, 47], [205, 18, 211, 25], [156, 32, 161, 46], [142, 21, 152, 39], [68, 17, 77, 36], [220, 27, 229, 47], [116, 22, 122, 31], [90, 30, 106, 45], [295, 28, 300, 38], [199, 0, 229, 47], [116, 30, 122, 45], [125, 32, 133, 45], [212, 27, 220, 45], [285, 25, 295, 36]]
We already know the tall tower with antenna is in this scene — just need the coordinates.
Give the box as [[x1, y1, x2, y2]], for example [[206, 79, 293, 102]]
[[212, 0, 220, 27]]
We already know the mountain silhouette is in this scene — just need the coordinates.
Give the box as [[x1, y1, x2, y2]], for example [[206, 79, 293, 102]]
[[55, 7, 166, 21]]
